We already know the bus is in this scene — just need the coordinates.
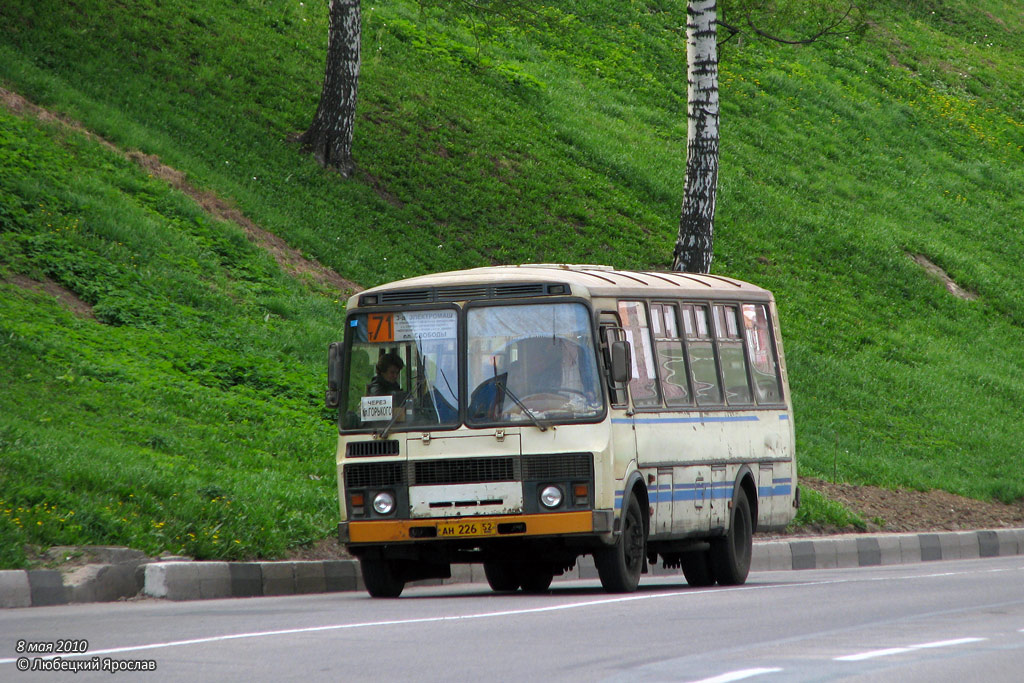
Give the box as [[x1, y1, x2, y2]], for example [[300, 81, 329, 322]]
[[326, 264, 798, 597]]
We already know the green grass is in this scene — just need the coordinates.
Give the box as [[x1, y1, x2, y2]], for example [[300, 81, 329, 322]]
[[1, 0, 1023, 567], [0, 108, 341, 566], [793, 488, 868, 532]]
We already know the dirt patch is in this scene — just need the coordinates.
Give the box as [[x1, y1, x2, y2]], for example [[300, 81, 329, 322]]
[[1, 87, 361, 297], [797, 477, 1024, 535], [128, 150, 361, 295], [5, 273, 95, 319], [284, 536, 352, 561], [983, 11, 1008, 30], [908, 253, 977, 301]]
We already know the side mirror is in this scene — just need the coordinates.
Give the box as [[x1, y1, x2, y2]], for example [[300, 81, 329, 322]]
[[325, 342, 342, 409], [610, 340, 632, 385]]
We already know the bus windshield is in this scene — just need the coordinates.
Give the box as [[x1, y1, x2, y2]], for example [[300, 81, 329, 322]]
[[467, 302, 604, 425], [342, 309, 459, 432]]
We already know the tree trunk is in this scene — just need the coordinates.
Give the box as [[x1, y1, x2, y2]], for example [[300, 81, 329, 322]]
[[299, 0, 361, 176], [673, 0, 719, 274]]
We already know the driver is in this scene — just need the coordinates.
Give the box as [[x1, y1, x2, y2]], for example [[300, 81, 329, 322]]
[[367, 352, 405, 398]]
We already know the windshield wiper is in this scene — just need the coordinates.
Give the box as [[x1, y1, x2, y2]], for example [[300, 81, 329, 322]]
[[497, 379, 549, 432], [376, 398, 404, 440]]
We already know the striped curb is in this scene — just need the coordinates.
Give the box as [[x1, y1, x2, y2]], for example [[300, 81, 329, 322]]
[[2, 528, 1022, 607]]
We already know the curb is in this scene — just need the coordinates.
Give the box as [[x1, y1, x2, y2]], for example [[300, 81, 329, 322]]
[[2, 528, 1022, 608]]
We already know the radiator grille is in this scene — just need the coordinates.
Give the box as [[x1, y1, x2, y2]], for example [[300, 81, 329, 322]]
[[345, 462, 406, 489], [414, 457, 515, 485], [523, 452, 593, 480], [346, 440, 400, 457], [346, 453, 593, 489]]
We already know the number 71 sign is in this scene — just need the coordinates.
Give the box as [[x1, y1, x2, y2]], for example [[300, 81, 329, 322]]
[[368, 313, 394, 342]]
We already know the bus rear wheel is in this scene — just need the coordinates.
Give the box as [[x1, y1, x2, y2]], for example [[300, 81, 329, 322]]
[[360, 558, 405, 598], [595, 496, 646, 593], [709, 489, 752, 586]]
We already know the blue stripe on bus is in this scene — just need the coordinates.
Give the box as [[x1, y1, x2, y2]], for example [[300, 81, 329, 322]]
[[759, 484, 793, 497], [616, 482, 792, 508], [611, 415, 761, 425]]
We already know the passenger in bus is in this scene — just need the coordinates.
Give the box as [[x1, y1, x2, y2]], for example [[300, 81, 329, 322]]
[[367, 352, 404, 397], [507, 339, 573, 398], [502, 338, 596, 416]]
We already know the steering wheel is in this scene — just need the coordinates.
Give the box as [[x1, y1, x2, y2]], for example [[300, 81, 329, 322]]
[[506, 391, 581, 416]]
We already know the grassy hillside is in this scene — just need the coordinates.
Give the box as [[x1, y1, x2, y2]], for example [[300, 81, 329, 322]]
[[2, 0, 1023, 567]]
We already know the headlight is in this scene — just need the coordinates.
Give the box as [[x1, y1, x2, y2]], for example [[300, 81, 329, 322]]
[[372, 491, 395, 515], [539, 485, 563, 509]]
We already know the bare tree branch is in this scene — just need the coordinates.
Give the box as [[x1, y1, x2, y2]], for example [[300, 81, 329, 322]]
[[741, 2, 857, 45]]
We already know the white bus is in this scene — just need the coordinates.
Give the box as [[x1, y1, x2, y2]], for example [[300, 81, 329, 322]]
[[326, 265, 798, 597]]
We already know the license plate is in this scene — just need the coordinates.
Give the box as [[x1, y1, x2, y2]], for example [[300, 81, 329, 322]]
[[436, 520, 498, 538]]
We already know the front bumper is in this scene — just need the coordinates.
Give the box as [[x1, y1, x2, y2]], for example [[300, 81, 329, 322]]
[[339, 509, 614, 545]]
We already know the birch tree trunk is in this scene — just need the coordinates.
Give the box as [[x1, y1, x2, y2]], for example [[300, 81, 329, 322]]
[[672, 0, 719, 274], [299, 0, 361, 177]]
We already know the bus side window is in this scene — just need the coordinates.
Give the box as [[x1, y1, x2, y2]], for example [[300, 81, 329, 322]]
[[713, 305, 753, 405], [742, 303, 783, 404], [617, 301, 661, 407], [650, 302, 692, 407], [682, 304, 722, 406]]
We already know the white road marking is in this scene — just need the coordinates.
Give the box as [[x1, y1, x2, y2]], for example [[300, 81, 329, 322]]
[[835, 637, 986, 661], [835, 647, 913, 662], [914, 637, 987, 649], [0, 565, 1019, 665], [689, 667, 783, 683]]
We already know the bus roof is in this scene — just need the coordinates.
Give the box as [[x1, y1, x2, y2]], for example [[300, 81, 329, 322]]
[[350, 264, 773, 308]]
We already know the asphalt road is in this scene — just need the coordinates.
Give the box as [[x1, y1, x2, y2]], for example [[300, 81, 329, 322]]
[[2, 556, 1023, 682]]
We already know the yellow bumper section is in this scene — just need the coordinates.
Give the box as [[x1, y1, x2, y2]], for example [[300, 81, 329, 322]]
[[346, 510, 597, 544]]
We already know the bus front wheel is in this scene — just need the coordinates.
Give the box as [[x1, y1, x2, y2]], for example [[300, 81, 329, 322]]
[[518, 564, 554, 593], [483, 562, 521, 592], [360, 558, 405, 598], [709, 489, 752, 586], [595, 496, 646, 593]]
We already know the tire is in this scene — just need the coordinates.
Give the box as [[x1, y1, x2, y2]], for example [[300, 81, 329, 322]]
[[680, 550, 715, 587], [360, 558, 405, 598], [483, 562, 521, 592], [518, 565, 554, 594], [595, 495, 646, 593], [709, 488, 753, 586]]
